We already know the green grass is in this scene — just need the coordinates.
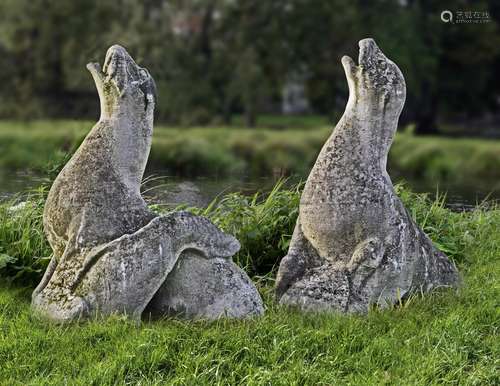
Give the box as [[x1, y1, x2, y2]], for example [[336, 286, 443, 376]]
[[0, 283, 497, 385], [0, 187, 51, 282], [1, 120, 499, 184], [0, 182, 499, 384], [230, 113, 331, 129], [389, 132, 500, 181]]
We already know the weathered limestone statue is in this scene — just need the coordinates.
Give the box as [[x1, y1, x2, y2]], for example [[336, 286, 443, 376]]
[[32, 45, 263, 323], [276, 38, 459, 313]]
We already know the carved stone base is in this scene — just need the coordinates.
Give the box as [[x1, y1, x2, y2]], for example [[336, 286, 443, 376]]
[[144, 251, 264, 320]]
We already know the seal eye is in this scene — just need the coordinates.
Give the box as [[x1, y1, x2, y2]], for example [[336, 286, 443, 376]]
[[139, 68, 150, 81], [377, 59, 387, 70]]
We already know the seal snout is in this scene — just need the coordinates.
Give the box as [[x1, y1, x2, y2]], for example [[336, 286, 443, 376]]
[[85, 45, 134, 87], [107, 44, 128, 56], [358, 38, 384, 69], [102, 44, 137, 79], [341, 38, 383, 78], [358, 38, 377, 51], [104, 45, 130, 67], [341, 55, 357, 80], [86, 62, 104, 81]]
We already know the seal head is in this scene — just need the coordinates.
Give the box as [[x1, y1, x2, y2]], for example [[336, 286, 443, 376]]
[[341, 38, 406, 120], [87, 45, 157, 119]]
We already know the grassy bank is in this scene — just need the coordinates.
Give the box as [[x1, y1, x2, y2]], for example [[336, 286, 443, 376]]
[[1, 120, 499, 183], [0, 183, 499, 383]]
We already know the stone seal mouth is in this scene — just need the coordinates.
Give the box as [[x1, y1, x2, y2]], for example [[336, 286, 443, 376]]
[[86, 44, 156, 103], [341, 38, 387, 76], [358, 38, 383, 69], [340, 38, 405, 109], [87, 45, 140, 81]]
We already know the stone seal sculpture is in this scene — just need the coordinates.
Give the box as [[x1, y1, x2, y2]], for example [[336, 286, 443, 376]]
[[32, 45, 263, 323], [275, 38, 459, 313]]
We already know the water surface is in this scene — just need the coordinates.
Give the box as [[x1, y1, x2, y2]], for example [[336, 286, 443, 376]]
[[1, 168, 498, 211]]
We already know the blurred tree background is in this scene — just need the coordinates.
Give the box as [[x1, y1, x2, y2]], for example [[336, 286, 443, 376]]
[[0, 0, 499, 135]]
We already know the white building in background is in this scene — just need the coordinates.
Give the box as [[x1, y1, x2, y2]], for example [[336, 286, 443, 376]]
[[282, 77, 310, 115]]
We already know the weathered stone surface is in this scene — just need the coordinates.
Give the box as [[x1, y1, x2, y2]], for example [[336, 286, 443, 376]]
[[276, 38, 459, 313], [32, 45, 263, 323], [144, 251, 264, 320]]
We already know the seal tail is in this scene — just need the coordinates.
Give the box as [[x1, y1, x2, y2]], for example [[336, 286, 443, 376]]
[[70, 212, 240, 320]]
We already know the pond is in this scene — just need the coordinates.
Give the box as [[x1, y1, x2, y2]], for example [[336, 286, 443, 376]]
[[1, 168, 498, 211]]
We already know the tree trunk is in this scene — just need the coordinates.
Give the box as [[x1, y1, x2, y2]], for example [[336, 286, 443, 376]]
[[415, 113, 439, 135], [414, 82, 439, 135], [245, 104, 256, 128]]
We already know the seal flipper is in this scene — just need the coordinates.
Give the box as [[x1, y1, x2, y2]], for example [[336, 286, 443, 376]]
[[36, 209, 95, 294], [32, 211, 98, 322], [31, 229, 90, 323], [32, 254, 57, 298], [31, 254, 86, 324], [276, 217, 322, 299], [346, 237, 385, 313], [415, 227, 461, 290], [77, 212, 240, 320], [347, 237, 385, 278], [32, 287, 89, 323]]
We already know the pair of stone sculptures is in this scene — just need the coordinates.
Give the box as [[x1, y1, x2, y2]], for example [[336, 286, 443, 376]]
[[32, 39, 459, 323]]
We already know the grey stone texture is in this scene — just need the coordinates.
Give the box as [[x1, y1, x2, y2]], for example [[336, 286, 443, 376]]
[[32, 45, 263, 323], [144, 251, 264, 320], [276, 38, 459, 313]]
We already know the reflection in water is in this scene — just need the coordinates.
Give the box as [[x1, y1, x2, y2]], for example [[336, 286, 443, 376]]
[[1, 168, 498, 211], [0, 170, 45, 200], [141, 175, 280, 209], [141, 171, 499, 211]]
